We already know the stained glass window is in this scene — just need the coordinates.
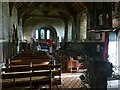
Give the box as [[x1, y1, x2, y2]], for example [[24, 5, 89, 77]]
[[40, 29, 45, 39], [80, 13, 87, 41], [47, 30, 50, 39], [35, 29, 38, 39]]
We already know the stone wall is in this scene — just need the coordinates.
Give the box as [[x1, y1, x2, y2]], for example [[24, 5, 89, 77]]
[[0, 2, 2, 39], [2, 2, 10, 41], [0, 3, 19, 63], [0, 2, 10, 63], [65, 42, 104, 59]]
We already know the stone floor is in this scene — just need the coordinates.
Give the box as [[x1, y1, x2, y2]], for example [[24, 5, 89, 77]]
[[57, 73, 85, 89], [1, 72, 86, 90], [107, 80, 120, 90], [1, 71, 120, 90]]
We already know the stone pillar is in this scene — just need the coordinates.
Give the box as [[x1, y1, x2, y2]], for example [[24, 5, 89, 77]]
[[63, 21, 68, 49], [0, 42, 3, 63], [0, 2, 2, 38], [0, 2, 3, 63], [89, 2, 94, 29], [72, 16, 77, 42], [18, 18, 23, 52], [0, 1, 3, 84], [0, 2, 11, 63], [118, 2, 120, 77], [64, 22, 68, 42], [118, 31, 120, 75]]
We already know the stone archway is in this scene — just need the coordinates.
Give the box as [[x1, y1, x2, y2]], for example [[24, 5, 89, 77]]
[[34, 26, 57, 43], [33, 25, 58, 50]]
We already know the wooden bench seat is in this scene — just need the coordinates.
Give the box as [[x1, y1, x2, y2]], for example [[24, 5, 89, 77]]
[[8, 58, 51, 68], [2, 76, 51, 88], [2, 63, 61, 90], [12, 56, 50, 60], [11, 57, 32, 60], [2, 77, 31, 88], [2, 51, 61, 89], [11, 51, 50, 60], [2, 66, 52, 89]]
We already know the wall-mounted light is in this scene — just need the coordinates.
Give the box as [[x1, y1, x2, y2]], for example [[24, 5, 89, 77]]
[[112, 18, 120, 28]]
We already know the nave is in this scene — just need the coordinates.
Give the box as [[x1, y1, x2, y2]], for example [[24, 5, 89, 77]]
[[0, 2, 120, 90], [1, 50, 88, 90]]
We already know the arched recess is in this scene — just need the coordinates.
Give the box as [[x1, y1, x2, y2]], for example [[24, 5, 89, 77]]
[[67, 19, 72, 42], [77, 10, 88, 42], [33, 25, 57, 44]]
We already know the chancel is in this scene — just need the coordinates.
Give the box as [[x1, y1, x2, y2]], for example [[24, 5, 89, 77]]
[[0, 1, 120, 90]]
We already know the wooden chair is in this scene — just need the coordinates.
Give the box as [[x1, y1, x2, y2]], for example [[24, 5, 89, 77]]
[[67, 60, 80, 73]]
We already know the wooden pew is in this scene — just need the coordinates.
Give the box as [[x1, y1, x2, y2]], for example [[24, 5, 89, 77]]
[[7, 52, 50, 67], [32, 59, 51, 67], [2, 51, 61, 90], [2, 62, 61, 90], [32, 51, 50, 59], [2, 66, 32, 88], [9, 59, 31, 67], [52, 64, 61, 87], [11, 51, 50, 60], [1, 65, 52, 90], [11, 56, 32, 60]]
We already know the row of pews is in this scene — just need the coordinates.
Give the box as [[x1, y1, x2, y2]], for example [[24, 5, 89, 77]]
[[1, 51, 61, 90], [54, 50, 69, 72]]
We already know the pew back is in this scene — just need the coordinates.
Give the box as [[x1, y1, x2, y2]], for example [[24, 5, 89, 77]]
[[2, 65, 52, 90]]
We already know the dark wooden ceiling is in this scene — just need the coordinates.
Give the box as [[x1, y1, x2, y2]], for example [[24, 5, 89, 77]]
[[9, 2, 117, 26], [9, 2, 89, 24]]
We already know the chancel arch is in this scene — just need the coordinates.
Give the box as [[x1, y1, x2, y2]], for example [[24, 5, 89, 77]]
[[33, 26, 57, 44]]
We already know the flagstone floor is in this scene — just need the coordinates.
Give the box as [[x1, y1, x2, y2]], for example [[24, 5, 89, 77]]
[[2, 71, 119, 90], [51, 72, 88, 90]]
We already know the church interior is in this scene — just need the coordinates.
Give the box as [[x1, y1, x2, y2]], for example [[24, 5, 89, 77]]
[[0, 1, 120, 90]]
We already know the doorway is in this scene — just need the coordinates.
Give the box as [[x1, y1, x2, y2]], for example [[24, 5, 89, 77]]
[[108, 32, 118, 73]]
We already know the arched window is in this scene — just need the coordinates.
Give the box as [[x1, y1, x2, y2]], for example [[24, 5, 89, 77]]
[[67, 20, 72, 42], [80, 13, 87, 41], [47, 30, 50, 39], [40, 29, 45, 39], [35, 29, 39, 39], [35, 27, 54, 40]]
